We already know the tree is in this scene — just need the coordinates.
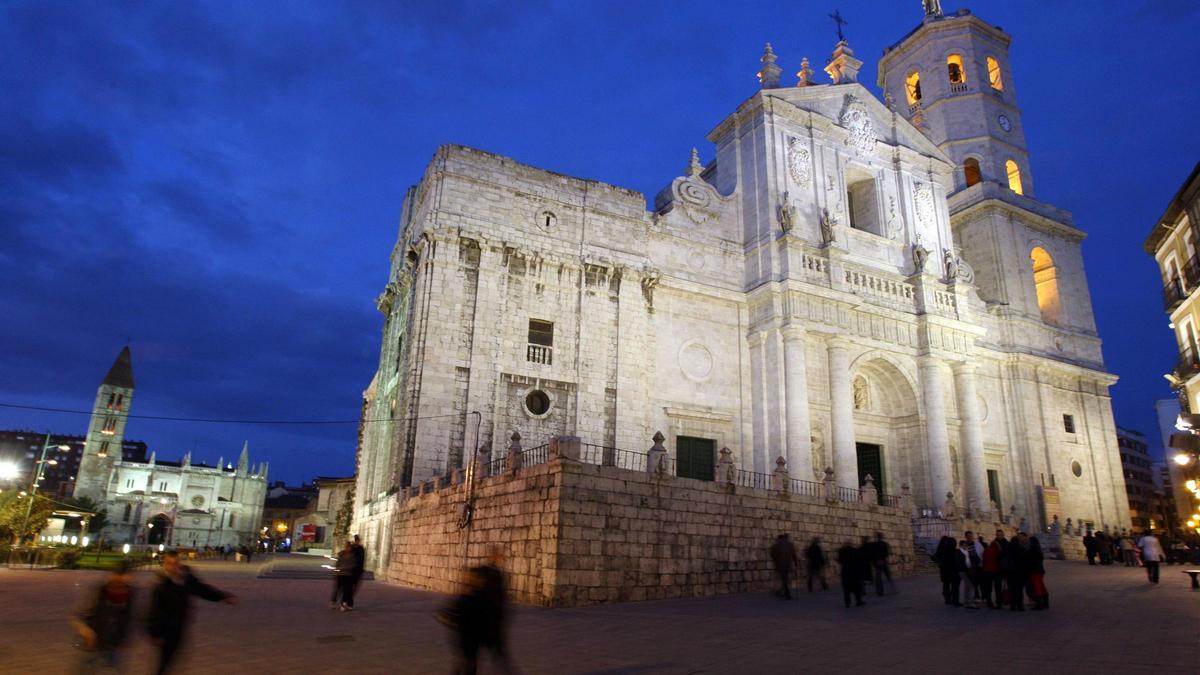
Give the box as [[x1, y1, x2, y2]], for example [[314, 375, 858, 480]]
[[0, 491, 56, 545], [60, 495, 107, 535], [333, 485, 355, 544]]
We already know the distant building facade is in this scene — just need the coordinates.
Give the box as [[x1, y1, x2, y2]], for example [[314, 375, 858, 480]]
[[1116, 427, 1154, 530], [72, 348, 267, 548], [292, 476, 354, 552], [0, 430, 146, 498]]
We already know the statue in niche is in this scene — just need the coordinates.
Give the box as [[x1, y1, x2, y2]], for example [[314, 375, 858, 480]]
[[911, 235, 930, 273], [777, 191, 795, 233], [852, 376, 869, 411], [819, 208, 836, 245], [810, 431, 825, 481]]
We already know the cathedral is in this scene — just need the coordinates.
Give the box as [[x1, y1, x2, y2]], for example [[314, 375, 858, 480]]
[[72, 348, 267, 548], [354, 4, 1129, 542]]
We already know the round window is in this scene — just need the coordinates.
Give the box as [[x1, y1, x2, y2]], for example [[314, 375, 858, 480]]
[[524, 390, 550, 416], [1071, 460, 1083, 478]]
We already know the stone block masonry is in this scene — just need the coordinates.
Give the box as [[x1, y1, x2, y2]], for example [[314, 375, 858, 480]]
[[384, 456, 916, 607]]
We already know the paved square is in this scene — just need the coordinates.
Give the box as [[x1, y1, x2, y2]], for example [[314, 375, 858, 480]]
[[1, 556, 1195, 673]]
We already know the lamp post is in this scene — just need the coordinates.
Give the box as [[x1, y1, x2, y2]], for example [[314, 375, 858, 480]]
[[14, 433, 70, 546]]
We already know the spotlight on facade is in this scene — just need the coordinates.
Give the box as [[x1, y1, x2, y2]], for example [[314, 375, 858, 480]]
[[82, 536, 90, 547]]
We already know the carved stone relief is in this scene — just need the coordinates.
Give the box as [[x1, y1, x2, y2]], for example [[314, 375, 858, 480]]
[[787, 137, 812, 187], [913, 181, 935, 228], [840, 96, 877, 157]]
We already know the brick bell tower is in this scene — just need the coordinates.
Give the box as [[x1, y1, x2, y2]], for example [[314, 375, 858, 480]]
[[73, 347, 135, 501]]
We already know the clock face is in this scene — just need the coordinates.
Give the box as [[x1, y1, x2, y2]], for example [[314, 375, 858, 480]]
[[997, 114, 1012, 132]]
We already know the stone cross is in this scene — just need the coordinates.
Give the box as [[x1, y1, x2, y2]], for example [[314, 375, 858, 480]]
[[828, 9, 849, 42]]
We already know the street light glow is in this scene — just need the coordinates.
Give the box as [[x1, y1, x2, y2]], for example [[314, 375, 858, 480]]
[[1174, 453, 1192, 465], [0, 461, 19, 480]]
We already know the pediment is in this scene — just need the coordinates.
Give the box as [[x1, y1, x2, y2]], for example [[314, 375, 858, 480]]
[[754, 84, 952, 167]]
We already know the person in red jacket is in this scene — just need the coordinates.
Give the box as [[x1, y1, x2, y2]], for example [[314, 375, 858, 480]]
[[980, 530, 1006, 609]]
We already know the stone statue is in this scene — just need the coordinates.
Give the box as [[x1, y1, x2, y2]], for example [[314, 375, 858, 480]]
[[923, 0, 943, 17], [911, 236, 929, 273], [940, 491, 956, 518], [820, 208, 835, 244], [777, 192, 795, 232], [944, 248, 959, 280], [852, 376, 869, 411]]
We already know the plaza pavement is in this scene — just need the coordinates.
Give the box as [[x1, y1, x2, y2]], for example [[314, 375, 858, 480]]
[[1, 554, 1196, 674]]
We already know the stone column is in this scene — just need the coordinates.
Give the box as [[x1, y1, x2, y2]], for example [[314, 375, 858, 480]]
[[920, 356, 953, 511], [953, 362, 989, 518], [827, 337, 857, 489], [782, 325, 813, 480]]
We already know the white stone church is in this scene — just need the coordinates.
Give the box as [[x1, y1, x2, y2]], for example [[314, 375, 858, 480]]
[[354, 4, 1129, 543], [72, 348, 267, 548]]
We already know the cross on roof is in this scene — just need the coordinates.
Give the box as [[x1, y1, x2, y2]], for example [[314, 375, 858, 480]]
[[829, 9, 849, 42]]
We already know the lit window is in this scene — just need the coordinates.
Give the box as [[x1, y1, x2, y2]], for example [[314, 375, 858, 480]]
[[1031, 247, 1063, 325], [101, 417, 117, 435], [905, 70, 922, 105], [963, 158, 982, 187], [98, 441, 110, 458], [106, 393, 117, 410], [987, 57, 1004, 91], [1005, 160, 1023, 195], [947, 54, 966, 84]]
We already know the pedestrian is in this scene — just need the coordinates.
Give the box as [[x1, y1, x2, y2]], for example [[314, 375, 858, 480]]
[[1004, 533, 1026, 611], [440, 567, 486, 675], [805, 537, 828, 592], [474, 546, 515, 673], [1083, 530, 1097, 565], [1137, 530, 1165, 584], [769, 533, 800, 600], [331, 541, 357, 611], [956, 540, 980, 609], [837, 540, 864, 607], [1027, 536, 1049, 610], [963, 531, 984, 608], [1119, 534, 1135, 566], [72, 560, 135, 673], [934, 535, 960, 606], [980, 530, 1005, 609], [351, 534, 367, 596], [868, 532, 893, 596], [244, 543, 254, 564], [147, 550, 237, 674], [222, 543, 232, 561]]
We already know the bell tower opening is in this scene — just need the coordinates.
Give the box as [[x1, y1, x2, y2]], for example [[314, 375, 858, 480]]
[[1031, 246, 1062, 325]]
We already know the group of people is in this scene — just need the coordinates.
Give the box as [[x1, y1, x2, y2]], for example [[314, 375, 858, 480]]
[[769, 533, 894, 607], [935, 529, 1048, 611], [1084, 529, 1169, 584], [72, 550, 238, 674]]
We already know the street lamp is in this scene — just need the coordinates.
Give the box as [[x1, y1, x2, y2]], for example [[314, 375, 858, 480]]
[[14, 434, 71, 546]]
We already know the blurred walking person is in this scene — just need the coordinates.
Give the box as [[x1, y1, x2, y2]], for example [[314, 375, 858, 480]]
[[440, 567, 486, 675], [805, 537, 829, 592], [934, 536, 960, 606], [72, 560, 135, 673], [351, 534, 367, 598], [867, 532, 893, 596], [838, 540, 865, 607], [1138, 530, 1165, 584], [1027, 536, 1049, 610], [331, 540, 357, 610], [1005, 533, 1027, 611], [147, 550, 237, 674], [769, 533, 800, 600], [475, 547, 516, 673]]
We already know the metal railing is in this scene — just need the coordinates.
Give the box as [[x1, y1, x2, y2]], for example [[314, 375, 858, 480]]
[[1163, 278, 1186, 311], [735, 470, 773, 490], [790, 478, 823, 498], [1176, 345, 1200, 381], [523, 443, 550, 468], [836, 485, 863, 503], [526, 343, 552, 365], [884, 494, 903, 508]]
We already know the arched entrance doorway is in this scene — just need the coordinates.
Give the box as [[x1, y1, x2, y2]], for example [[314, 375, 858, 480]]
[[849, 356, 921, 504], [147, 514, 172, 545]]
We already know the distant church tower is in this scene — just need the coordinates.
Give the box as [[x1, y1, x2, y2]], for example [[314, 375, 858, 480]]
[[73, 347, 135, 501]]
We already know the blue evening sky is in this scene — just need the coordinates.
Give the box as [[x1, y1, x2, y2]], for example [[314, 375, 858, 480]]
[[2, 1, 1198, 483]]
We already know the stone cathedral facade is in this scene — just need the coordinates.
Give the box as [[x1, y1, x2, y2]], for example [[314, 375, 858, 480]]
[[354, 5, 1130, 555]]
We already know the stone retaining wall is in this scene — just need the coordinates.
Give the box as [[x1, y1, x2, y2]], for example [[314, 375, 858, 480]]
[[384, 456, 916, 607]]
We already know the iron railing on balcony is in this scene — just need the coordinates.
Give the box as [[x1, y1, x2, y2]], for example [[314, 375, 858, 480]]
[[836, 485, 863, 503], [1163, 278, 1186, 311], [1176, 345, 1200, 381], [790, 478, 823, 498], [526, 343, 552, 365]]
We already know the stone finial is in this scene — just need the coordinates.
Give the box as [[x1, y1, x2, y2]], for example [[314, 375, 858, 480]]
[[821, 467, 836, 502], [686, 148, 703, 177], [647, 431, 668, 476], [758, 42, 782, 89], [861, 474, 878, 505], [772, 456, 790, 492], [899, 482, 916, 515], [884, 91, 895, 110], [795, 57, 815, 87], [506, 430, 524, 473], [940, 491, 956, 518], [823, 40, 862, 84]]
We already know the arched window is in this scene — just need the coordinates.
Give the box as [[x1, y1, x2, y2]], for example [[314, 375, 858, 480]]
[[963, 158, 982, 187], [1005, 160, 1023, 195], [987, 57, 1004, 91], [947, 54, 966, 84], [905, 70, 922, 105], [1031, 247, 1062, 325]]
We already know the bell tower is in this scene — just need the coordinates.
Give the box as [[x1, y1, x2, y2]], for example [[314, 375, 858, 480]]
[[73, 347, 135, 501], [878, 6, 1032, 197]]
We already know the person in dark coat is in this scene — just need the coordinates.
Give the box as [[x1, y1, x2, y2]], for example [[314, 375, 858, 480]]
[[1005, 534, 1027, 611], [769, 533, 800, 599], [470, 547, 514, 673], [867, 532, 893, 596], [1026, 536, 1049, 610], [805, 537, 828, 592], [331, 541, 356, 610], [147, 550, 237, 674], [934, 535, 961, 606], [1083, 531, 1096, 565], [837, 540, 865, 608], [440, 567, 486, 675], [351, 534, 367, 595], [72, 560, 135, 672]]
